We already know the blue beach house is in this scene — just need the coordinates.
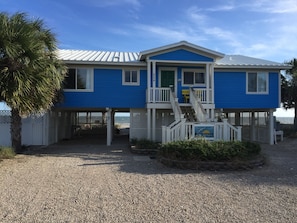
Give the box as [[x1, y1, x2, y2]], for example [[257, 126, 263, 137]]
[[4, 41, 286, 147]]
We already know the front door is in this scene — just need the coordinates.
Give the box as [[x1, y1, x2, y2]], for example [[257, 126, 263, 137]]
[[160, 70, 175, 88]]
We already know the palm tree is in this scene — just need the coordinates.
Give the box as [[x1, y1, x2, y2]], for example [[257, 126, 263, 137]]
[[282, 58, 297, 130], [0, 12, 67, 152]]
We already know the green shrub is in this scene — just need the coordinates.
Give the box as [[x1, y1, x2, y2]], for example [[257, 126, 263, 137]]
[[159, 140, 261, 162], [0, 146, 16, 159], [130, 138, 160, 150]]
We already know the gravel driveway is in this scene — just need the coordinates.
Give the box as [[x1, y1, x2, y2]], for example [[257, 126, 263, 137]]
[[0, 137, 296, 223]]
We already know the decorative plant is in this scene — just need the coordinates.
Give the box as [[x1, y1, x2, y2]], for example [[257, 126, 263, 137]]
[[159, 140, 261, 162], [130, 138, 160, 150], [0, 146, 15, 159]]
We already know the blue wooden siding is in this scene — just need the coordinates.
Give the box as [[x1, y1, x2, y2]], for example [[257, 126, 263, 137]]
[[150, 49, 214, 62], [60, 69, 147, 108], [214, 71, 279, 109]]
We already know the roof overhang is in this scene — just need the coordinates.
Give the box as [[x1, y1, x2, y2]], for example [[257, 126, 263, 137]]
[[139, 41, 225, 61], [215, 65, 292, 70], [61, 60, 147, 67]]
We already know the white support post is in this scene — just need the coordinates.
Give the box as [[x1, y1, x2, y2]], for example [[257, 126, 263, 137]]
[[147, 108, 151, 140], [180, 118, 186, 139], [152, 61, 156, 103], [152, 108, 156, 141], [269, 110, 274, 145], [211, 64, 215, 104], [223, 118, 229, 141], [237, 126, 242, 141], [106, 108, 111, 146], [206, 63, 210, 103], [251, 112, 256, 141], [147, 59, 151, 102]]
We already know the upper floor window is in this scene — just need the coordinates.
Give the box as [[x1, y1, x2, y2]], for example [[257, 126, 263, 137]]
[[247, 72, 268, 94], [64, 68, 93, 91], [122, 69, 140, 86], [182, 69, 205, 86]]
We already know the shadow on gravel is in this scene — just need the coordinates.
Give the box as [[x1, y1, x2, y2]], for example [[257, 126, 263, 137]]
[[26, 136, 297, 187]]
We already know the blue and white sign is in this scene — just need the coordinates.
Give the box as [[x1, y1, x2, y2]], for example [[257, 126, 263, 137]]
[[194, 125, 215, 139]]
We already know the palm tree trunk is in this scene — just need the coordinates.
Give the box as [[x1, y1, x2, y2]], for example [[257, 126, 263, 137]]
[[11, 108, 22, 153]]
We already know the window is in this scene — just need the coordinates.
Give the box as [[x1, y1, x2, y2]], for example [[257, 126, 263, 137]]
[[122, 69, 140, 85], [64, 68, 93, 91], [182, 69, 205, 86], [247, 72, 268, 94]]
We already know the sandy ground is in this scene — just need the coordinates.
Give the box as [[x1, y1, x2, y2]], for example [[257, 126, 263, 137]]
[[0, 136, 296, 223]]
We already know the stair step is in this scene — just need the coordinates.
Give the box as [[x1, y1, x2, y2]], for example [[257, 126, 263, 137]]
[[180, 106, 197, 122]]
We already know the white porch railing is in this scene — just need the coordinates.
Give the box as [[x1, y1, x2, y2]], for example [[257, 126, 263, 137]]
[[147, 87, 212, 104], [189, 88, 207, 122], [148, 88, 171, 103], [162, 119, 242, 144], [192, 88, 213, 104]]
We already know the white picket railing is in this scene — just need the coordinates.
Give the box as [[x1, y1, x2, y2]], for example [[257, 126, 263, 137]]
[[192, 88, 212, 104], [162, 119, 242, 144], [214, 119, 242, 141], [148, 88, 171, 103], [147, 87, 212, 104], [162, 118, 186, 144]]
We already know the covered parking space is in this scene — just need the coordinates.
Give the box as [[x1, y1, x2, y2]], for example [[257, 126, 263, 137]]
[[50, 108, 130, 146], [221, 109, 276, 144]]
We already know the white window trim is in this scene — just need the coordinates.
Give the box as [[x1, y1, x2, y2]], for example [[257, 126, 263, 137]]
[[64, 68, 94, 92], [246, 71, 269, 95], [122, 69, 140, 86], [182, 68, 206, 87]]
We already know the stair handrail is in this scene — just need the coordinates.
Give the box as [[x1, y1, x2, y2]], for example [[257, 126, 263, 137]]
[[189, 88, 207, 122], [169, 88, 183, 121]]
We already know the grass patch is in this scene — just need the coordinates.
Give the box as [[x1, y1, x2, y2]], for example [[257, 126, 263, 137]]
[[0, 146, 16, 159], [159, 140, 261, 162]]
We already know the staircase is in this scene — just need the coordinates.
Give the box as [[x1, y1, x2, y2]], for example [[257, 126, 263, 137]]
[[180, 105, 197, 122], [162, 88, 242, 144]]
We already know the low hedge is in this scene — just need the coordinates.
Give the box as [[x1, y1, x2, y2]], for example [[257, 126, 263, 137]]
[[130, 138, 160, 150], [0, 146, 16, 159], [159, 140, 261, 162]]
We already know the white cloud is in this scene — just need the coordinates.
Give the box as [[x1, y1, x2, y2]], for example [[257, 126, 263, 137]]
[[186, 6, 208, 26], [205, 2, 235, 12], [133, 23, 206, 43], [242, 0, 297, 13], [88, 0, 141, 8]]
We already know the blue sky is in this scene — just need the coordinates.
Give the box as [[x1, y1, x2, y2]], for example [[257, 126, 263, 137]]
[[0, 0, 296, 116], [1, 0, 296, 62]]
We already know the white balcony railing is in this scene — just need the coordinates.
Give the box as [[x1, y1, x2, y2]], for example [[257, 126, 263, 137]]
[[148, 88, 171, 103], [192, 88, 213, 104], [147, 87, 212, 104]]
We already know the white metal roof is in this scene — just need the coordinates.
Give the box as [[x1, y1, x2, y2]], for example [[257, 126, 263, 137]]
[[216, 55, 290, 69], [57, 49, 141, 65], [57, 48, 290, 69]]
